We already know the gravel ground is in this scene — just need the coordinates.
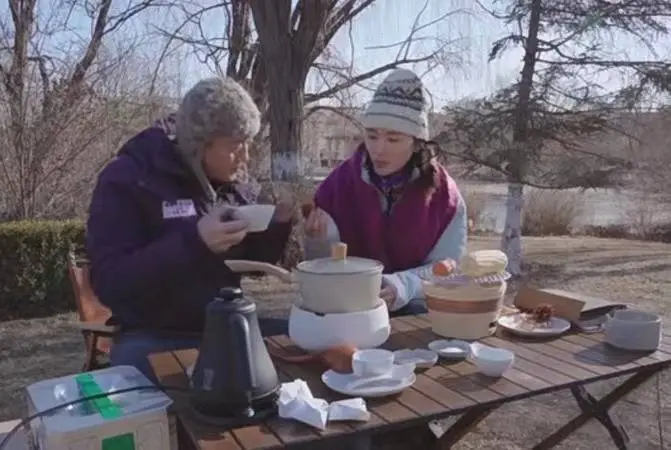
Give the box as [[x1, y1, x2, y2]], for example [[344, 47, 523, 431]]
[[1, 235, 670, 449]]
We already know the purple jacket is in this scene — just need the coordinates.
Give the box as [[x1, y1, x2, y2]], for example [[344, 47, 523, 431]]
[[311, 148, 467, 310], [86, 127, 291, 332]]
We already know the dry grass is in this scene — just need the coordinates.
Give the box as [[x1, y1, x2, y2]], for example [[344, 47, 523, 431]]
[[1, 236, 670, 449], [522, 189, 584, 236]]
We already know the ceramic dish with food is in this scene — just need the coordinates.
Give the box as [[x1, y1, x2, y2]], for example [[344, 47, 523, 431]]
[[496, 303, 572, 337], [419, 253, 511, 287]]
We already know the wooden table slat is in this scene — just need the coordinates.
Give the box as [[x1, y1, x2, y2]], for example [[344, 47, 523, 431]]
[[546, 337, 639, 370], [149, 313, 671, 450], [578, 332, 671, 363], [388, 317, 549, 395], [561, 334, 656, 367], [386, 327, 510, 404], [483, 336, 596, 380], [147, 350, 242, 450], [499, 337, 613, 376]]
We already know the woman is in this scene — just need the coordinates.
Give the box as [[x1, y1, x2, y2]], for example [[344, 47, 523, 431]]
[[304, 68, 467, 315], [86, 77, 293, 381]]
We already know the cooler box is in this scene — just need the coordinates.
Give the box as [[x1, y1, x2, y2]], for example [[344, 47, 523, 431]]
[[24, 365, 176, 450]]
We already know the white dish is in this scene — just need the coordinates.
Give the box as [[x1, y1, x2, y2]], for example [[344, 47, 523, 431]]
[[393, 349, 438, 369], [428, 339, 471, 360], [232, 204, 275, 232], [352, 349, 395, 377], [321, 364, 416, 398], [497, 314, 571, 337], [471, 343, 514, 377]]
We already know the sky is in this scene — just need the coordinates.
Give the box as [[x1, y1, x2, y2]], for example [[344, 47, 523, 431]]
[[5, 0, 671, 110], [172, 0, 671, 109]]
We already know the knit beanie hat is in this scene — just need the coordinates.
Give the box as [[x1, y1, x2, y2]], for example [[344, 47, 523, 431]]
[[174, 77, 260, 203], [360, 69, 429, 140]]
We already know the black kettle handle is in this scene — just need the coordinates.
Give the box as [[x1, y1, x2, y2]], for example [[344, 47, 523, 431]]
[[230, 313, 257, 390]]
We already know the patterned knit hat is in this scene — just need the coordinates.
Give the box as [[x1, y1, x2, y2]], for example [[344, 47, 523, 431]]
[[360, 69, 429, 140]]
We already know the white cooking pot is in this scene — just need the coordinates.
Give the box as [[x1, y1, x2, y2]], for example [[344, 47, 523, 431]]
[[604, 309, 662, 352], [224, 242, 384, 314]]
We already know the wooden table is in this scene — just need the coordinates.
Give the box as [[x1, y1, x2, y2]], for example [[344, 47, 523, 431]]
[[149, 314, 671, 449]]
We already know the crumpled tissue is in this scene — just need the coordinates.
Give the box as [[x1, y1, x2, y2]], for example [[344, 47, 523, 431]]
[[328, 398, 371, 422], [278, 379, 329, 430], [277, 380, 370, 430]]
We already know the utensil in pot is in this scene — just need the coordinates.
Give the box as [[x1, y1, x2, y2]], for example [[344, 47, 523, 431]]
[[224, 242, 384, 314]]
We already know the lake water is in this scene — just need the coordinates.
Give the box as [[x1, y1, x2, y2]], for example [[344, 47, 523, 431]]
[[458, 181, 671, 233]]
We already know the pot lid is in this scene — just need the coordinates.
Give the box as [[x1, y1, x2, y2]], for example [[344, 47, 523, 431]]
[[297, 243, 383, 274]]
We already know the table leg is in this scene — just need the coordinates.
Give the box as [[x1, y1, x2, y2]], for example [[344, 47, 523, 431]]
[[434, 405, 498, 449], [571, 385, 628, 449], [533, 367, 663, 450]]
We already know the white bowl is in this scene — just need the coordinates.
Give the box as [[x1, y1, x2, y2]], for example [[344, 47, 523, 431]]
[[428, 339, 471, 360], [233, 204, 275, 232], [393, 349, 438, 369], [288, 302, 391, 352], [470, 343, 514, 377], [352, 349, 395, 377]]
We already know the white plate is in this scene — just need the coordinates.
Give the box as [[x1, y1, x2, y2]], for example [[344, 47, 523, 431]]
[[393, 349, 438, 369], [428, 339, 471, 360], [321, 365, 416, 398], [497, 314, 572, 337]]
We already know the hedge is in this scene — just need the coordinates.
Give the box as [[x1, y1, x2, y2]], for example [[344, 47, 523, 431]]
[[0, 218, 304, 321], [0, 220, 85, 320]]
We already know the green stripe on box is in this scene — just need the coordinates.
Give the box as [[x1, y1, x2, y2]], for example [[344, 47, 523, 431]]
[[75, 373, 124, 420], [75, 373, 136, 449], [102, 433, 135, 450]]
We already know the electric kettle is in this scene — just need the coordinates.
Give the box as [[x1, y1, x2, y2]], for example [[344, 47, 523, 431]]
[[190, 287, 280, 419]]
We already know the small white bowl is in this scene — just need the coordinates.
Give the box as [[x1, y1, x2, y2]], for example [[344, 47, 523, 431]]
[[352, 349, 394, 377], [470, 343, 514, 377], [233, 204, 275, 232], [428, 339, 471, 360], [393, 349, 438, 369]]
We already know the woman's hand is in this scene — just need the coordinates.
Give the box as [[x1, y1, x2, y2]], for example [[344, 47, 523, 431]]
[[380, 282, 398, 309], [197, 206, 249, 253], [272, 201, 294, 223], [304, 208, 328, 239], [268, 184, 295, 223]]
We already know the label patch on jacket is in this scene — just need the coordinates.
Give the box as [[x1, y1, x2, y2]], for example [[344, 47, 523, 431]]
[[162, 199, 197, 218]]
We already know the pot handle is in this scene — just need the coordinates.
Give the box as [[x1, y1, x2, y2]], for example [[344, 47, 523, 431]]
[[331, 242, 347, 260], [223, 260, 294, 284]]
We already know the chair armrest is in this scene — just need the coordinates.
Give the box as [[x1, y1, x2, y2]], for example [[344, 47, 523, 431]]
[[72, 322, 120, 336]]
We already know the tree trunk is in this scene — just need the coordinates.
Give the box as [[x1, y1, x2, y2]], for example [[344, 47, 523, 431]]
[[501, 183, 524, 275], [500, 0, 542, 276], [249, 0, 305, 181], [266, 78, 305, 181]]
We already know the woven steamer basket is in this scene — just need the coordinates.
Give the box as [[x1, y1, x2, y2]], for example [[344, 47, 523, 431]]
[[423, 280, 507, 340]]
